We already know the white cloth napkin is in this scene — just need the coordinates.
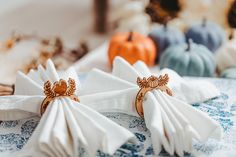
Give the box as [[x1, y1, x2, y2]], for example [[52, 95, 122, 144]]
[[114, 58, 220, 104], [73, 42, 110, 74], [80, 57, 222, 156], [81, 57, 220, 104], [0, 59, 135, 157]]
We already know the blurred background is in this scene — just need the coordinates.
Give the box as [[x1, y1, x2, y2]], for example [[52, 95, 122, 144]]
[[1, 0, 236, 84]]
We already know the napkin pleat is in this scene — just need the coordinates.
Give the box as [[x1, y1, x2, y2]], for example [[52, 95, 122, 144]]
[[167, 95, 222, 141], [39, 102, 60, 157], [45, 60, 60, 82], [0, 109, 34, 121], [15, 72, 43, 95], [52, 100, 73, 157], [185, 126, 193, 151], [81, 88, 139, 116], [161, 92, 199, 144], [81, 69, 134, 96], [70, 98, 136, 155], [21, 103, 55, 157], [157, 91, 201, 149], [63, 100, 87, 156], [67, 100, 107, 157], [0, 95, 43, 120], [159, 104, 176, 155], [159, 68, 221, 104], [133, 61, 152, 77], [37, 65, 52, 83], [154, 91, 185, 156], [157, 91, 195, 154], [112, 58, 140, 84], [142, 93, 172, 154], [28, 69, 44, 86], [144, 93, 176, 155]]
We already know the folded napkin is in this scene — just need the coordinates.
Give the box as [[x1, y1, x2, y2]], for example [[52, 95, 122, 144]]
[[80, 57, 222, 156], [113, 58, 220, 104], [74, 42, 110, 74], [0, 59, 135, 157], [81, 57, 220, 104]]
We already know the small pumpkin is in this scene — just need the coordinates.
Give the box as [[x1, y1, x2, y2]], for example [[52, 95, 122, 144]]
[[148, 20, 185, 62], [160, 40, 216, 77], [108, 32, 156, 66], [220, 65, 236, 79], [186, 18, 225, 52], [216, 37, 236, 72]]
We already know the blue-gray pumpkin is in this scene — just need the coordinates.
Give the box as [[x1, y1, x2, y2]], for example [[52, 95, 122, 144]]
[[186, 19, 225, 52], [148, 23, 185, 62], [160, 40, 216, 77], [220, 65, 236, 79]]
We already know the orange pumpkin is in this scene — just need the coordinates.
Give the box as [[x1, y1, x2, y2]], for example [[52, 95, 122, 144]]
[[108, 32, 156, 66]]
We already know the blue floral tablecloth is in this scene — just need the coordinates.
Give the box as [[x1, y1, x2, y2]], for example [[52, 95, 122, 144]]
[[0, 78, 236, 157]]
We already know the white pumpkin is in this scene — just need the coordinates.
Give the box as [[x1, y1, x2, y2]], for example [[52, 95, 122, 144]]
[[177, 0, 232, 29], [216, 38, 236, 72], [110, 0, 151, 34]]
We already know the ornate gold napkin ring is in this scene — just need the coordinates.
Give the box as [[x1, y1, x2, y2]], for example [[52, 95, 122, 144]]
[[41, 78, 79, 115], [135, 74, 173, 117]]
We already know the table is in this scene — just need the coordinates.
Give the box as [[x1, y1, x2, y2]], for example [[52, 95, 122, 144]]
[[0, 77, 235, 157]]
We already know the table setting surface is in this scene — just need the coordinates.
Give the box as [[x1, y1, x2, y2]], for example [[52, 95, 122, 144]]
[[0, 77, 235, 157]]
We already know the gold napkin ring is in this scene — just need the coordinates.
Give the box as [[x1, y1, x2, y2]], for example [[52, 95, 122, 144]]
[[41, 78, 79, 115], [135, 74, 173, 117]]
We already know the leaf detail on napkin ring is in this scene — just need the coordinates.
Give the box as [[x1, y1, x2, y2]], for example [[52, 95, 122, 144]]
[[135, 74, 173, 117], [41, 78, 79, 115]]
